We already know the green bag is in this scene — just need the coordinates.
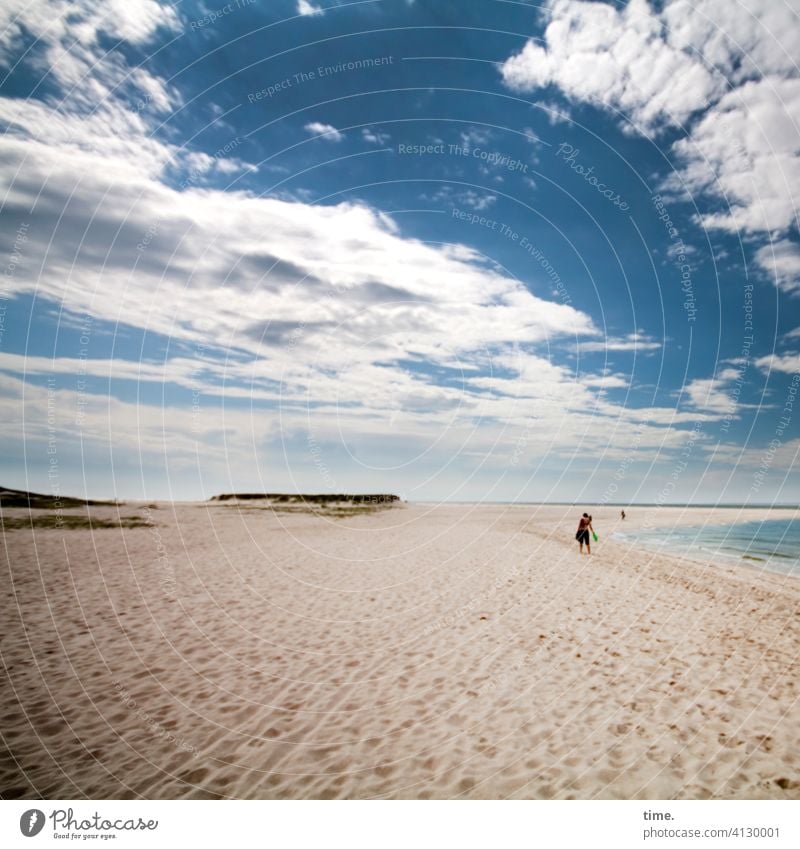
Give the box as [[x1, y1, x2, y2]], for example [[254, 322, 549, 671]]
[[592, 531, 598, 542]]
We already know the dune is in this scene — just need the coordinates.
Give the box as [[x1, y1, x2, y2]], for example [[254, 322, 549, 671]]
[[1, 501, 799, 799]]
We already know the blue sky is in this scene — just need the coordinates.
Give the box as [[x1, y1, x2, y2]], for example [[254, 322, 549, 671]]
[[0, 0, 798, 503]]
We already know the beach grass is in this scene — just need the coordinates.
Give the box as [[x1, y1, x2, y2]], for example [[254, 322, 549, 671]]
[[1, 514, 152, 531]]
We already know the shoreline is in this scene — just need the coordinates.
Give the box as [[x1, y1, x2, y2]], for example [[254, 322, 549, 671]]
[[614, 539, 800, 585], [413, 501, 800, 508]]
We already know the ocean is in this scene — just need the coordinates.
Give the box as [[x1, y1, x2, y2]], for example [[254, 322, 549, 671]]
[[613, 518, 800, 578]]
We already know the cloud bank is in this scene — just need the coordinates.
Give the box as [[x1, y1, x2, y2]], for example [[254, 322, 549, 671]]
[[501, 0, 800, 268]]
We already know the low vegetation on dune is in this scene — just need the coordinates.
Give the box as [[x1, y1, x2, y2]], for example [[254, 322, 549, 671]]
[[0, 486, 140, 531], [210, 492, 400, 504], [2, 515, 151, 531], [210, 493, 402, 518], [0, 487, 403, 529]]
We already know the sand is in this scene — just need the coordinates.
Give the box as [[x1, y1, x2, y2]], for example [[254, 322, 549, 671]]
[[1, 501, 799, 800]]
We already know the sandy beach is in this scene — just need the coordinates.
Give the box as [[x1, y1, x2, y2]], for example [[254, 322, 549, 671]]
[[2, 501, 799, 800]]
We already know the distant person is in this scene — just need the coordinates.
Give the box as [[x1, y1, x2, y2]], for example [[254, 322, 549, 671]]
[[621, 509, 626, 520], [576, 512, 595, 554]]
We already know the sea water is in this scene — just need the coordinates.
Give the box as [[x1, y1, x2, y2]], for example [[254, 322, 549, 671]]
[[613, 518, 800, 577]]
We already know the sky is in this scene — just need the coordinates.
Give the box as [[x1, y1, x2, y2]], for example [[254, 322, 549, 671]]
[[0, 0, 798, 504]]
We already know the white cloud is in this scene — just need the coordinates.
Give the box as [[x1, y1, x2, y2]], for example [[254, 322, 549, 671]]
[[428, 186, 498, 211], [297, 0, 323, 14], [0, 371, 273, 481], [754, 239, 800, 294], [583, 373, 629, 389], [459, 126, 492, 150], [0, 0, 180, 53], [0, 122, 704, 479], [460, 191, 497, 211], [533, 101, 572, 126], [682, 363, 757, 417], [362, 127, 391, 145], [0, 93, 601, 458], [0, 0, 180, 112], [755, 353, 800, 375], [501, 0, 725, 130], [672, 76, 800, 233], [501, 0, 800, 236], [661, 0, 800, 83], [578, 333, 662, 353], [304, 121, 344, 141], [0, 1, 255, 192], [667, 241, 696, 259], [2, 159, 592, 355], [684, 376, 737, 415], [521, 127, 543, 146]]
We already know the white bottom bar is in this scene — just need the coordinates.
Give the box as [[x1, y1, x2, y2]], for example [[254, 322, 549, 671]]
[[3, 800, 798, 848]]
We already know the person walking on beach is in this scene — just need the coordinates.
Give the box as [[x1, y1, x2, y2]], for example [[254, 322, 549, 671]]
[[576, 512, 595, 554], [621, 509, 626, 520]]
